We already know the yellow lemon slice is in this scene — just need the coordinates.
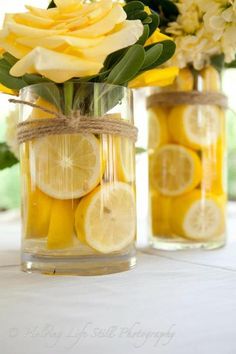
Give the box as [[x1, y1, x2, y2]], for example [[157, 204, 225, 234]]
[[75, 182, 136, 253], [150, 191, 172, 236], [31, 97, 59, 120], [175, 67, 194, 91], [148, 107, 170, 150], [25, 187, 53, 238], [47, 199, 77, 250], [202, 138, 227, 195], [150, 144, 202, 196], [171, 189, 225, 241], [168, 104, 222, 150], [32, 133, 103, 199], [116, 137, 135, 183], [21, 143, 53, 238], [200, 65, 221, 92]]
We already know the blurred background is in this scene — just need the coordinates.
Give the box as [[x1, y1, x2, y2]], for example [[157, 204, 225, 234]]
[[1, 0, 236, 211]]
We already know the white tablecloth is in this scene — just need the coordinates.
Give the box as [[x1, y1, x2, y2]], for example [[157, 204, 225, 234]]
[[1, 207, 236, 354]]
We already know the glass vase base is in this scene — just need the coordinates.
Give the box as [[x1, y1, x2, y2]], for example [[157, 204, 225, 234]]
[[22, 252, 136, 276], [150, 235, 225, 251]]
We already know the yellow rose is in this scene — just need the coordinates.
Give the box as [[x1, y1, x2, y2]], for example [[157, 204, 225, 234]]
[[0, 0, 143, 82]]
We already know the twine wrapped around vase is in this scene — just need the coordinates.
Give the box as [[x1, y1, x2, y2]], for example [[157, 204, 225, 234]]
[[146, 91, 228, 109], [9, 98, 138, 144]]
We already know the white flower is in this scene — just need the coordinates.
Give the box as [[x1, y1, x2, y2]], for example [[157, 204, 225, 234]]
[[5, 108, 19, 159], [202, 0, 236, 63], [166, 0, 221, 69]]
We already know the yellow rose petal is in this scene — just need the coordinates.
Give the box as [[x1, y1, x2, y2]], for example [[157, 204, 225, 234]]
[[7, 21, 64, 38], [14, 13, 54, 29], [0, 34, 29, 58], [79, 20, 143, 58], [25, 6, 58, 19], [129, 67, 179, 88], [54, 0, 81, 11], [10, 47, 102, 82], [17, 35, 104, 50], [73, 4, 126, 37]]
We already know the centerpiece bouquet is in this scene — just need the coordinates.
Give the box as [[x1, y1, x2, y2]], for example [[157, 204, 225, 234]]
[[0, 0, 177, 274], [139, 0, 236, 250]]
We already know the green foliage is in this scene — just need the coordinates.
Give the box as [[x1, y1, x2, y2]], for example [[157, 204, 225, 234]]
[[0, 143, 18, 171], [48, 1, 56, 9], [106, 45, 145, 85], [142, 43, 163, 70], [143, 40, 175, 70], [32, 83, 62, 111], [125, 0, 179, 29]]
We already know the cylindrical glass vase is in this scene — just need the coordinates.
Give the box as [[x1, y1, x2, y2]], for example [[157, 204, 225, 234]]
[[20, 82, 136, 275], [147, 66, 227, 250]]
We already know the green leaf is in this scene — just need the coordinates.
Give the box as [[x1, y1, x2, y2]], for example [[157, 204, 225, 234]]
[[225, 59, 236, 69], [137, 25, 150, 45], [148, 10, 160, 37], [48, 0, 56, 9], [2, 53, 18, 67], [32, 84, 62, 111], [0, 143, 18, 171], [106, 45, 145, 85], [0, 62, 27, 90], [143, 17, 152, 24], [23, 74, 50, 85], [103, 47, 129, 72], [64, 82, 74, 115], [129, 10, 148, 21], [144, 40, 175, 69], [158, 0, 179, 19], [136, 147, 146, 154], [0, 58, 11, 70], [142, 43, 163, 70], [123, 1, 144, 16]]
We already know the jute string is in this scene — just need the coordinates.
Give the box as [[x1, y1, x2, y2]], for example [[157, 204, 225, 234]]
[[9, 99, 138, 144], [146, 91, 228, 109]]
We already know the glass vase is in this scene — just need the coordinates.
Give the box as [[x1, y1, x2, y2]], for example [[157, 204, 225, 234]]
[[20, 82, 136, 275], [147, 66, 227, 250]]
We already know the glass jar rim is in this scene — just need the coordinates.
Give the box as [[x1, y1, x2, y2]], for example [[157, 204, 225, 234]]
[[20, 81, 132, 96]]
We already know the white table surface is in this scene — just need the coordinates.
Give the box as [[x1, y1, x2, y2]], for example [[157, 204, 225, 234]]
[[0, 207, 236, 354]]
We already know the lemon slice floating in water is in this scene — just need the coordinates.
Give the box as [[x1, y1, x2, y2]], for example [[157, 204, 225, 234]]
[[150, 144, 201, 197], [32, 133, 102, 199], [75, 182, 136, 253]]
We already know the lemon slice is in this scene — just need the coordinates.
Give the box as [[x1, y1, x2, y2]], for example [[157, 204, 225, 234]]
[[47, 199, 77, 250], [171, 189, 225, 241], [25, 187, 53, 238], [148, 107, 169, 150], [202, 138, 226, 194], [116, 137, 135, 183], [150, 191, 172, 235], [31, 97, 58, 120], [32, 133, 102, 199], [174, 68, 194, 91], [75, 182, 136, 253], [150, 144, 201, 196], [168, 105, 222, 150], [200, 65, 221, 92]]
